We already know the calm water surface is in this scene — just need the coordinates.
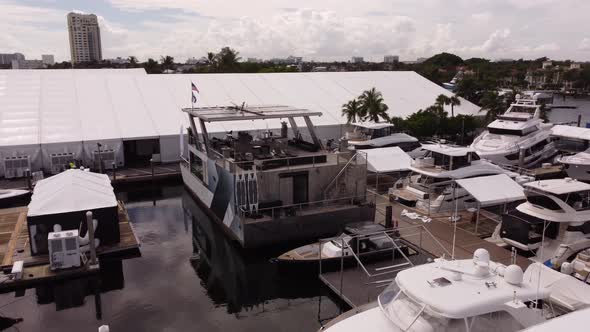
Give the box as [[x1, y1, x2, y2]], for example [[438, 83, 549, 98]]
[[0, 184, 343, 331]]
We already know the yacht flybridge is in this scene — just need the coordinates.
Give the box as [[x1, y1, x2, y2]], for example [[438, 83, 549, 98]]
[[501, 178, 590, 270], [390, 144, 517, 213], [344, 122, 421, 153], [471, 96, 557, 168], [181, 105, 374, 248], [323, 248, 549, 332]]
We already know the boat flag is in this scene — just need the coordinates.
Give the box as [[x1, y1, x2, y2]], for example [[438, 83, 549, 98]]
[[191, 81, 199, 107]]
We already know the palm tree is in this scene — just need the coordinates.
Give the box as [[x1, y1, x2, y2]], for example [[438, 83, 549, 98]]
[[341, 99, 361, 123], [215, 47, 241, 72], [479, 91, 505, 122], [160, 55, 175, 71], [448, 95, 461, 117], [358, 87, 390, 123], [128, 56, 138, 66]]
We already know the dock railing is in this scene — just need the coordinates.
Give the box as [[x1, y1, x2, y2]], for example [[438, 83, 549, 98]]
[[318, 223, 452, 307]]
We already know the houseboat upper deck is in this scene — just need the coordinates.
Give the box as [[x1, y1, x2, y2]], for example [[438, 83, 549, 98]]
[[181, 105, 374, 248]]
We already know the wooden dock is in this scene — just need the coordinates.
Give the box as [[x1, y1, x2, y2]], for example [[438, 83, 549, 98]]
[[0, 202, 140, 292]]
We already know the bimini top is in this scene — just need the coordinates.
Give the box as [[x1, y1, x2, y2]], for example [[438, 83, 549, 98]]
[[182, 105, 322, 122], [350, 122, 394, 130], [422, 144, 475, 157], [28, 169, 117, 217], [524, 178, 590, 195], [552, 124, 590, 141], [456, 174, 525, 206]]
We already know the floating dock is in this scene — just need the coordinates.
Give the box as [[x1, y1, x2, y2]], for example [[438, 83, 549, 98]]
[[319, 194, 532, 309], [0, 202, 140, 292]]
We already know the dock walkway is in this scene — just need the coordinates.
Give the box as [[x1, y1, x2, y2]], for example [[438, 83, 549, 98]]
[[0, 202, 140, 292]]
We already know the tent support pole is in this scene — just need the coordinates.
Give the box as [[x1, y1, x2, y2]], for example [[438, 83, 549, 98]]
[[475, 202, 481, 235]]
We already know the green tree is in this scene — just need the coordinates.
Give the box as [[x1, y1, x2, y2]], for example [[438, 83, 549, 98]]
[[215, 47, 241, 72], [144, 58, 161, 74], [358, 87, 390, 122], [456, 77, 481, 103], [160, 55, 175, 71], [128, 56, 138, 66], [479, 91, 506, 122], [341, 99, 362, 123]]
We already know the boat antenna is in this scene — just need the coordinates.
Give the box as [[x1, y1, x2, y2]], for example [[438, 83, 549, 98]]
[[451, 180, 458, 260]]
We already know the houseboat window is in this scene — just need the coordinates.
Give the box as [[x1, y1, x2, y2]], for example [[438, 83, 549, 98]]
[[527, 194, 562, 210], [189, 152, 204, 180]]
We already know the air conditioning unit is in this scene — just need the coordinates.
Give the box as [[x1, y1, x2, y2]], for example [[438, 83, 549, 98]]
[[50, 152, 75, 174], [93, 149, 116, 170], [4, 156, 30, 179], [48, 230, 81, 270]]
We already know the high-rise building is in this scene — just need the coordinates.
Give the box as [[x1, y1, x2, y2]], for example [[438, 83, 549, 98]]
[[0, 53, 25, 65], [67, 12, 102, 64], [384, 55, 399, 63], [351, 56, 364, 63]]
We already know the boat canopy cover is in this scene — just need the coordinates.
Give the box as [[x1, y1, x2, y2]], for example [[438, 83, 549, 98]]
[[552, 124, 590, 141], [27, 169, 117, 217], [456, 174, 525, 206], [363, 147, 412, 173], [350, 122, 394, 130], [524, 263, 590, 312]]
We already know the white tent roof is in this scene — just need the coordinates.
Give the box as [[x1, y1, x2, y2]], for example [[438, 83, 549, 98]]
[[552, 124, 590, 141], [363, 147, 412, 173], [455, 174, 525, 206], [28, 169, 117, 216], [0, 69, 480, 148]]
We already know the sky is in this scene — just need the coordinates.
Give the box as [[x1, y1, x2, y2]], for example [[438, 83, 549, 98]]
[[1, 0, 590, 63]]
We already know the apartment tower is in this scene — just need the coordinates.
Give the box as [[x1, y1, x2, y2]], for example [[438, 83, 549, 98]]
[[67, 12, 102, 64]]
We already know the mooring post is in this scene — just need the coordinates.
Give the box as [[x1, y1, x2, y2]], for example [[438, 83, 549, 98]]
[[86, 211, 97, 266], [385, 205, 393, 228], [112, 162, 116, 182], [578, 114, 582, 127], [25, 169, 32, 190], [150, 158, 156, 206]]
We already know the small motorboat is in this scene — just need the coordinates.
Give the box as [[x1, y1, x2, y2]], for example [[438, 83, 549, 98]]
[[275, 222, 411, 270], [0, 189, 31, 207]]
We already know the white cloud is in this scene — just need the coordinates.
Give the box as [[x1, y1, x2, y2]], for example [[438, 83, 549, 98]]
[[579, 38, 590, 51]]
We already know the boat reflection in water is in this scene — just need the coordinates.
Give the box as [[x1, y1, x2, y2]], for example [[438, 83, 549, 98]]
[[182, 190, 344, 316]]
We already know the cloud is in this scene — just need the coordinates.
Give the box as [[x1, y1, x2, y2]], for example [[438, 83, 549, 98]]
[[579, 38, 590, 51]]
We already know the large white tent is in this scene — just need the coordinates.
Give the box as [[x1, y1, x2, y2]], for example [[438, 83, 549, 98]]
[[0, 69, 480, 177]]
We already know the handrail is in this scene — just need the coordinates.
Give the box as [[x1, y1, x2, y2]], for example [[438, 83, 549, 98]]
[[322, 152, 363, 199]]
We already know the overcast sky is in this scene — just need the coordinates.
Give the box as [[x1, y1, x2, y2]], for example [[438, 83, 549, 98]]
[[2, 0, 590, 62]]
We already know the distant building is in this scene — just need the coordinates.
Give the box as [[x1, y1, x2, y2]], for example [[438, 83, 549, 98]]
[[384, 55, 399, 63], [0, 53, 25, 65], [351, 56, 364, 63], [11, 59, 44, 69], [270, 56, 302, 65], [570, 62, 582, 70], [41, 54, 55, 66], [67, 12, 102, 64], [246, 58, 262, 63], [312, 66, 327, 72], [107, 57, 130, 64], [542, 60, 553, 69], [416, 57, 428, 63]]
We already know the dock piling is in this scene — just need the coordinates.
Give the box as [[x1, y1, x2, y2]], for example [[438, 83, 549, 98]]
[[385, 206, 392, 228], [86, 211, 98, 267]]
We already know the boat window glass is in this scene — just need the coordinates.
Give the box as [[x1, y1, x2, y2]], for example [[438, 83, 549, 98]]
[[470, 152, 480, 161], [189, 152, 204, 180], [451, 155, 470, 170], [562, 191, 590, 211], [488, 128, 524, 136], [432, 152, 451, 168], [527, 194, 562, 211], [529, 140, 546, 154]]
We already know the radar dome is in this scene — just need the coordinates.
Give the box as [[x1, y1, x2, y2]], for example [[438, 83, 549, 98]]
[[473, 248, 490, 265], [504, 265, 524, 285]]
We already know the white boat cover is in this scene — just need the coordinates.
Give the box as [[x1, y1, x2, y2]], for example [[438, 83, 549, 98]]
[[28, 169, 117, 217], [552, 125, 590, 141], [522, 307, 590, 331], [524, 263, 590, 312], [455, 174, 525, 206], [363, 147, 412, 173]]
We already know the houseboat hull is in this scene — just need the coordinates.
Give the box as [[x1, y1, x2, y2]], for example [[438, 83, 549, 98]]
[[181, 163, 375, 248]]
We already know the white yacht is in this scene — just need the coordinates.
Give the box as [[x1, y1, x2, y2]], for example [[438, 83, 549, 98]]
[[322, 248, 549, 332], [345, 122, 421, 154], [500, 178, 590, 270], [390, 144, 518, 213], [557, 149, 590, 182], [471, 96, 557, 168]]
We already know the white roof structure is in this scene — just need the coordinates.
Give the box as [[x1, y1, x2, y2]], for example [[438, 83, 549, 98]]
[[350, 122, 394, 130], [524, 178, 590, 195], [456, 174, 525, 206], [523, 308, 590, 331], [363, 147, 412, 173], [552, 124, 590, 141], [0, 69, 480, 148], [422, 144, 475, 157], [28, 169, 117, 216]]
